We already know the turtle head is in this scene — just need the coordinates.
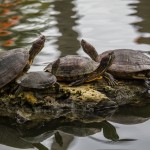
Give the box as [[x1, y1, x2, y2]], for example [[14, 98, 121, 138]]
[[81, 39, 99, 62], [101, 51, 115, 68], [51, 58, 60, 75], [96, 51, 115, 74], [29, 35, 45, 63], [107, 51, 115, 66]]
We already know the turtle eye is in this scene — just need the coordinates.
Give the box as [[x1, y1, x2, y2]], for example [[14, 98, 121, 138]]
[[81, 39, 86, 44]]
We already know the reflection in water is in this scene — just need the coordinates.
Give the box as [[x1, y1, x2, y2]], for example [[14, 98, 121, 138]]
[[0, 0, 80, 56], [0, 117, 114, 149], [0, 0, 50, 50], [52, 131, 74, 150], [129, 0, 150, 44], [109, 105, 150, 124], [52, 0, 80, 56], [0, 0, 22, 48], [1, 104, 150, 149]]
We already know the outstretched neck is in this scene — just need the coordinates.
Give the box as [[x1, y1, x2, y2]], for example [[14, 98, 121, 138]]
[[85, 52, 115, 82], [29, 35, 45, 64], [29, 45, 42, 63], [81, 39, 99, 62], [93, 52, 115, 76], [85, 46, 99, 62]]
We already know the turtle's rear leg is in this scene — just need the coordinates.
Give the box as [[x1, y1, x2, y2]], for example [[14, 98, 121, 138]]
[[140, 79, 150, 98]]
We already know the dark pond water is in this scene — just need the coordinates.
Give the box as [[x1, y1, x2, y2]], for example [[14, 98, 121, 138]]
[[0, 0, 150, 149]]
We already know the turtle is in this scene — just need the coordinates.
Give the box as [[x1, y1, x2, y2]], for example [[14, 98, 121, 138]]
[[0, 35, 45, 89], [81, 39, 150, 80], [16, 59, 60, 94], [44, 52, 115, 86]]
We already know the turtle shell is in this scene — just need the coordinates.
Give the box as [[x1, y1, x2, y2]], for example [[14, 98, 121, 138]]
[[99, 49, 150, 76], [44, 55, 99, 82], [16, 71, 57, 89], [0, 48, 29, 89]]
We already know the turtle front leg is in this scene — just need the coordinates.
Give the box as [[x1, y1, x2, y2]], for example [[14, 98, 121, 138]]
[[69, 71, 101, 86], [14, 86, 23, 96], [54, 82, 60, 92], [69, 78, 86, 86], [103, 72, 117, 86]]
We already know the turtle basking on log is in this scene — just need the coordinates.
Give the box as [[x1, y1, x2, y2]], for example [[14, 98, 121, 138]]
[[81, 39, 150, 80], [44, 52, 116, 86], [16, 59, 60, 94], [0, 35, 45, 89]]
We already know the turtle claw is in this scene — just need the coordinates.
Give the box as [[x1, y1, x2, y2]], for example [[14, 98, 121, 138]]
[[145, 79, 150, 89], [139, 79, 150, 98], [108, 79, 118, 86], [144, 79, 150, 96]]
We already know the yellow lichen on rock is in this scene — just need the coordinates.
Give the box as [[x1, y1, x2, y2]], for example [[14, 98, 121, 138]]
[[20, 92, 37, 104], [8, 94, 16, 99], [61, 84, 109, 102]]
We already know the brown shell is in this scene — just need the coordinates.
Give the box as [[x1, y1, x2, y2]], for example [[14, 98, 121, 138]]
[[0, 48, 29, 88], [99, 49, 150, 73], [45, 55, 99, 81], [16, 71, 56, 89]]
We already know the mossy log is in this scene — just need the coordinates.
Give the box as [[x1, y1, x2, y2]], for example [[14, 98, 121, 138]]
[[0, 78, 149, 122], [94, 78, 150, 106], [0, 83, 116, 122]]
